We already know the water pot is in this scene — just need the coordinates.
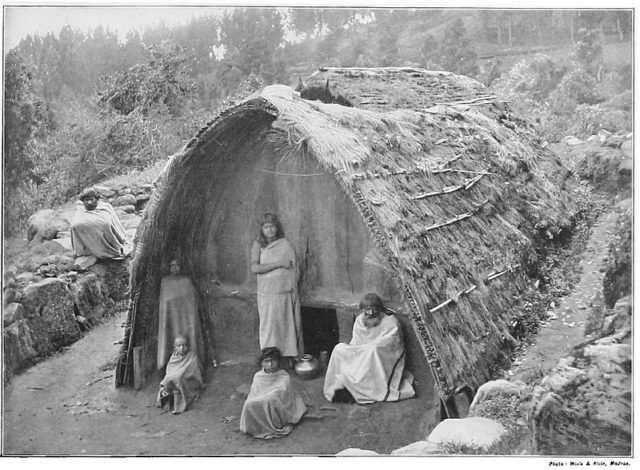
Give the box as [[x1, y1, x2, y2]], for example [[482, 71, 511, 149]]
[[294, 354, 321, 380]]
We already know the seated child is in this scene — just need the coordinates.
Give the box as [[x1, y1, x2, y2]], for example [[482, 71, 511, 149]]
[[156, 334, 204, 414], [239, 347, 307, 439]]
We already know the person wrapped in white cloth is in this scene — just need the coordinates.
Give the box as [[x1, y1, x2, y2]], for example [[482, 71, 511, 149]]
[[323, 293, 415, 404]]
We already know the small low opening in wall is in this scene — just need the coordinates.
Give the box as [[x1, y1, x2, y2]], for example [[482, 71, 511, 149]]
[[301, 306, 339, 357]]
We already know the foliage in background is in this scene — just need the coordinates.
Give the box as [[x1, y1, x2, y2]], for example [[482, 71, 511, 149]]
[[3, 9, 633, 235], [438, 18, 479, 78], [4, 51, 52, 236], [97, 41, 196, 115], [571, 27, 603, 78], [491, 27, 630, 144]]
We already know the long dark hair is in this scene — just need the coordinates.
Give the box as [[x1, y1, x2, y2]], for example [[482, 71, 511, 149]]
[[258, 347, 282, 366], [359, 293, 387, 314], [257, 213, 285, 248]]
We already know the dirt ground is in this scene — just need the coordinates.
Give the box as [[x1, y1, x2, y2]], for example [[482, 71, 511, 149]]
[[3, 308, 437, 456], [3, 208, 619, 457]]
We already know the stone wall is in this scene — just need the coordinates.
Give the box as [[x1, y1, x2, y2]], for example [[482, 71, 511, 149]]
[[4, 182, 152, 381]]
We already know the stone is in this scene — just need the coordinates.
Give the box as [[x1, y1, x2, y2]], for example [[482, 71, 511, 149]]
[[27, 209, 70, 245], [74, 255, 98, 271], [22, 278, 81, 354], [620, 140, 632, 158], [3, 319, 38, 379], [3, 302, 25, 326], [563, 136, 583, 146], [540, 359, 588, 393], [38, 264, 59, 277], [469, 379, 527, 412], [121, 215, 142, 231], [4, 265, 18, 283], [3, 287, 20, 305], [89, 259, 130, 301], [15, 272, 43, 286], [335, 448, 380, 456], [94, 185, 115, 198], [118, 204, 137, 214], [602, 309, 631, 337], [532, 368, 631, 455], [69, 272, 115, 321], [44, 254, 75, 266], [117, 187, 132, 196], [612, 296, 632, 317], [116, 194, 137, 206], [135, 193, 151, 203], [15, 240, 67, 273], [583, 343, 631, 374], [427, 417, 506, 452], [391, 440, 442, 455], [51, 237, 73, 252]]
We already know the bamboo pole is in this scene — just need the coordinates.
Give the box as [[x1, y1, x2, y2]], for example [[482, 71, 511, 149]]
[[412, 174, 485, 200], [427, 264, 520, 316], [422, 199, 489, 232], [351, 168, 492, 181]]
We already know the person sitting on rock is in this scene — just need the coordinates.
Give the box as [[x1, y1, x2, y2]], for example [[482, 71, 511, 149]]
[[323, 293, 416, 404], [157, 334, 204, 415], [70, 187, 130, 260], [239, 347, 307, 439]]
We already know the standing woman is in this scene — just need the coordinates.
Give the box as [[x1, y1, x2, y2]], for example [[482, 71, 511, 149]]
[[251, 213, 303, 367]]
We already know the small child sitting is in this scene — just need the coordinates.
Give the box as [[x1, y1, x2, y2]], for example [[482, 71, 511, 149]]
[[157, 334, 204, 414], [239, 347, 307, 439]]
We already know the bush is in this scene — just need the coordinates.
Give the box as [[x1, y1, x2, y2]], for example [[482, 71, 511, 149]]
[[605, 90, 632, 112], [491, 55, 567, 102], [3, 181, 47, 239], [603, 206, 632, 308], [549, 68, 603, 107]]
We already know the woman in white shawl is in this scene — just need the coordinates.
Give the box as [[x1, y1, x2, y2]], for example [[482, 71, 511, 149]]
[[250, 213, 303, 367], [240, 347, 306, 438]]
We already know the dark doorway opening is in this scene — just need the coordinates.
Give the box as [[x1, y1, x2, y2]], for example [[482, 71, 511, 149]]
[[301, 306, 339, 357]]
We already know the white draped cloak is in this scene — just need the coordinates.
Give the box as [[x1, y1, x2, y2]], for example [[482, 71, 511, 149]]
[[156, 351, 204, 413], [240, 369, 307, 439], [70, 201, 128, 258], [323, 313, 415, 404], [157, 275, 205, 371], [257, 238, 303, 357]]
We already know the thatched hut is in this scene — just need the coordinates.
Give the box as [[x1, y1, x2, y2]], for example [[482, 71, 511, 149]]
[[115, 67, 575, 412]]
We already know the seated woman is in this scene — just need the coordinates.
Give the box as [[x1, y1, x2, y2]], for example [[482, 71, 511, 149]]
[[70, 187, 130, 259], [157, 335, 204, 415], [239, 347, 307, 439]]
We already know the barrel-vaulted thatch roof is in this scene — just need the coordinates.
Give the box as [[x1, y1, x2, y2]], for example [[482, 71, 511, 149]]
[[116, 67, 576, 399]]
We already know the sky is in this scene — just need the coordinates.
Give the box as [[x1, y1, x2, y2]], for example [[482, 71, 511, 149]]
[[3, 1, 634, 51], [3, 5, 230, 50]]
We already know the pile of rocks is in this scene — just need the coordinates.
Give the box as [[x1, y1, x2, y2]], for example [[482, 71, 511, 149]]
[[3, 182, 153, 381], [529, 295, 631, 455]]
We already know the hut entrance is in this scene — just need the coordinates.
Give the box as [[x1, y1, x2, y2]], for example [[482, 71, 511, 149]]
[[301, 306, 339, 357]]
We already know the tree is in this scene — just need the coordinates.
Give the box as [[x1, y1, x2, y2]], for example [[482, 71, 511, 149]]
[[4, 51, 50, 235], [571, 27, 603, 80], [219, 8, 285, 78], [97, 41, 196, 116], [375, 10, 400, 66], [439, 18, 478, 77]]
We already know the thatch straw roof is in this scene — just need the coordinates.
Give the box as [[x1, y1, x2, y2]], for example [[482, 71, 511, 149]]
[[116, 68, 576, 399], [301, 67, 491, 111]]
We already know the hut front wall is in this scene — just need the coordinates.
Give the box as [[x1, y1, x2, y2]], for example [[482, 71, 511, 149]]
[[198, 130, 401, 362]]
